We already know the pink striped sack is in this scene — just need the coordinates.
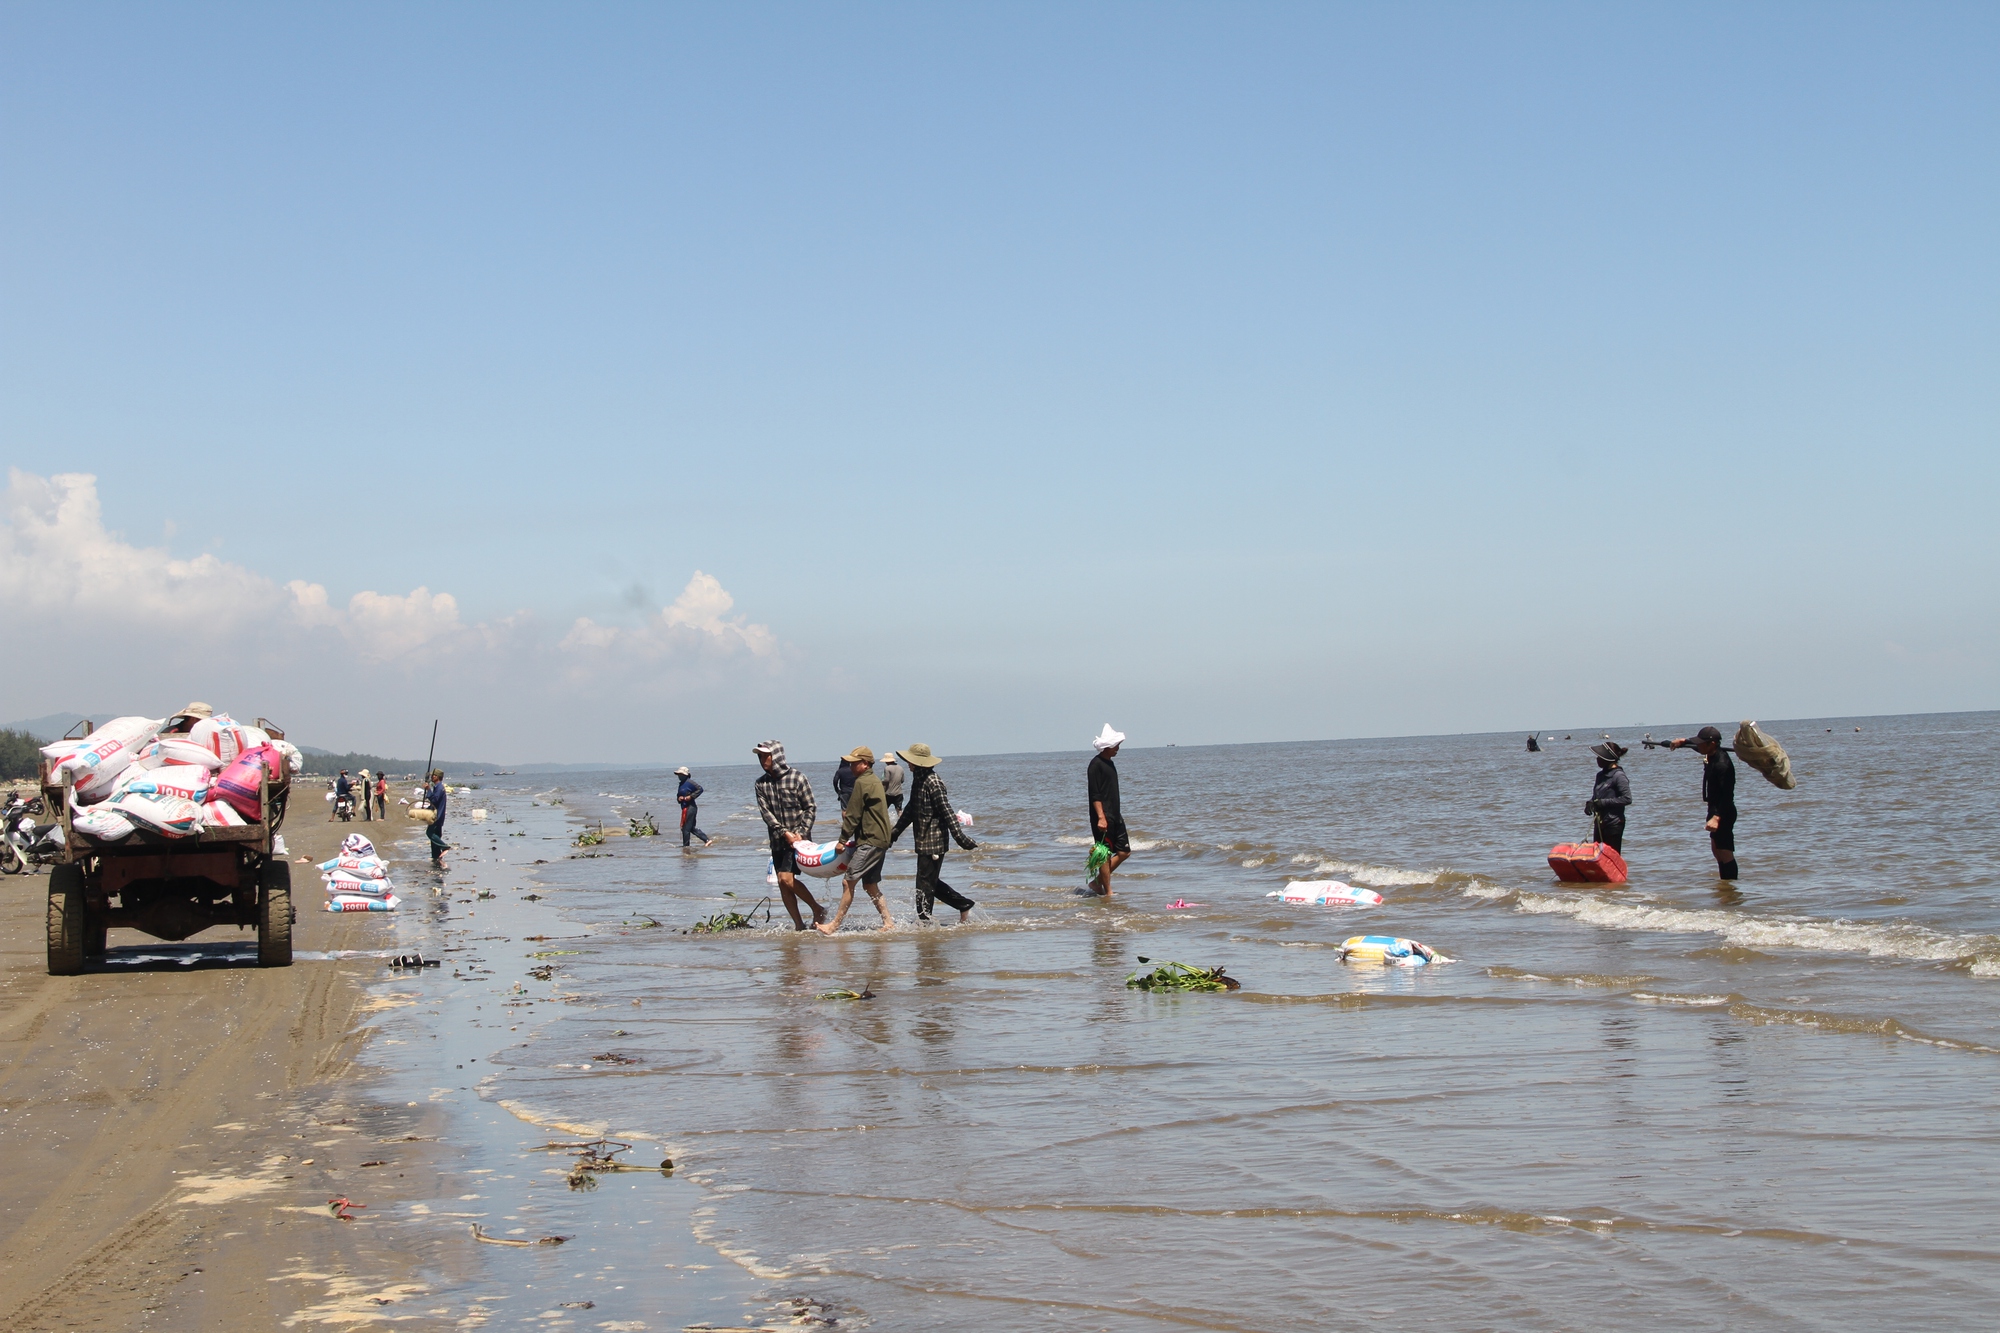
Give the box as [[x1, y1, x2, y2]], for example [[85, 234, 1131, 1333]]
[[203, 801, 249, 827], [116, 764, 213, 803], [212, 743, 282, 820]]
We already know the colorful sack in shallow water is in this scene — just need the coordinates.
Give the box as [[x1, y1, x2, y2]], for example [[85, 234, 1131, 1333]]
[[1338, 935, 1444, 967], [72, 808, 137, 841], [790, 839, 855, 879], [1733, 720, 1796, 791], [327, 893, 399, 912], [1086, 841, 1114, 878], [110, 791, 204, 837], [1270, 882, 1383, 907], [212, 743, 283, 819], [116, 764, 213, 804]]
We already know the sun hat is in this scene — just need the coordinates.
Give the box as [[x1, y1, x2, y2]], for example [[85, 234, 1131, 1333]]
[[842, 745, 875, 765], [1591, 742, 1626, 764], [1092, 724, 1126, 753], [898, 743, 940, 768], [174, 701, 214, 720], [674, 766, 691, 777]]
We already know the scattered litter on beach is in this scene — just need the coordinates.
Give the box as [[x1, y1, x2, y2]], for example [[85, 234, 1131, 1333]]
[[390, 954, 441, 969], [470, 1223, 567, 1247], [328, 1197, 366, 1220], [1125, 957, 1241, 991], [817, 988, 875, 1001]]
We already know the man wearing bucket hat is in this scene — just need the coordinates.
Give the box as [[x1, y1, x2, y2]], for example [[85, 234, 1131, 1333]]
[[753, 740, 826, 929], [1668, 726, 1738, 879], [1087, 724, 1130, 896], [1584, 743, 1630, 853], [674, 766, 712, 849], [887, 742, 979, 923], [817, 746, 895, 934]]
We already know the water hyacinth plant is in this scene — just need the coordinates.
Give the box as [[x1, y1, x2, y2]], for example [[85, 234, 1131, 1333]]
[[1124, 956, 1241, 991], [628, 812, 660, 837]]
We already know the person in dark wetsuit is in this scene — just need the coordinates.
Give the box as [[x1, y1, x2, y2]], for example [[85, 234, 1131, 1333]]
[[1585, 742, 1630, 852], [1669, 725, 1737, 879]]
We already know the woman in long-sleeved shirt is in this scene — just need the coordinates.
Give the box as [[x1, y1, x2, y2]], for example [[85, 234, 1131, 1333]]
[[1586, 742, 1631, 852], [674, 767, 711, 849]]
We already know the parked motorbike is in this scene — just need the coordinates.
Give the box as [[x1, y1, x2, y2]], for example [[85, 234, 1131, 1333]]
[[2, 793, 64, 874], [334, 792, 355, 822]]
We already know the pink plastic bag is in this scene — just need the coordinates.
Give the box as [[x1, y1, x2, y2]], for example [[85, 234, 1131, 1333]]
[[212, 743, 281, 820]]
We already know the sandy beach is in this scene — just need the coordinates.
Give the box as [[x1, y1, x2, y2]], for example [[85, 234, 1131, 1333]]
[[0, 791, 453, 1330]]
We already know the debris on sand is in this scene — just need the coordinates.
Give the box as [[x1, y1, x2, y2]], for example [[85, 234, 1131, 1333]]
[[470, 1223, 567, 1247]]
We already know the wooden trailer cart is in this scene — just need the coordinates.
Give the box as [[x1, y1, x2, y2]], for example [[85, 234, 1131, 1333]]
[[40, 719, 295, 976]]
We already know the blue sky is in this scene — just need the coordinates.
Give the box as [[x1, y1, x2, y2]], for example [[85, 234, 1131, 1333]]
[[2, 2, 1994, 763]]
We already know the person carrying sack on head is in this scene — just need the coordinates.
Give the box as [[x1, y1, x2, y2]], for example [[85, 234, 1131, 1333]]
[[1668, 726, 1738, 879], [1585, 743, 1631, 852], [817, 746, 895, 934], [887, 742, 979, 923], [1087, 724, 1130, 896]]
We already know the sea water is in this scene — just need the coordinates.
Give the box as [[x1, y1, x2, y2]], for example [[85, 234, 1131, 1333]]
[[451, 712, 2000, 1329]]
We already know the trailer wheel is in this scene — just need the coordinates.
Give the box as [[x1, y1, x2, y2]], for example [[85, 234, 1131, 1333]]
[[258, 859, 293, 968], [47, 865, 86, 976]]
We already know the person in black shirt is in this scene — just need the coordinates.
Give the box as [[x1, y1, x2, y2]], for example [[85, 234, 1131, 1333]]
[[1087, 724, 1130, 896], [1669, 726, 1738, 879], [1585, 742, 1630, 852]]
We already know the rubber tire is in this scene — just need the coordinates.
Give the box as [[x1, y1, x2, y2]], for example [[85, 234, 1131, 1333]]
[[47, 864, 85, 976], [1, 842, 23, 874], [258, 858, 293, 968]]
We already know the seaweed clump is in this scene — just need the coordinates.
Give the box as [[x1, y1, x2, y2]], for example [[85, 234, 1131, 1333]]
[[1124, 956, 1241, 992]]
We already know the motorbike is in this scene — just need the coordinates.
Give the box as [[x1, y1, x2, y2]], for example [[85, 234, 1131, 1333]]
[[2, 793, 64, 874], [334, 791, 355, 822]]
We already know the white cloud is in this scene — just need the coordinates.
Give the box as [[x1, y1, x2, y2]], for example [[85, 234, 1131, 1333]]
[[560, 570, 778, 661]]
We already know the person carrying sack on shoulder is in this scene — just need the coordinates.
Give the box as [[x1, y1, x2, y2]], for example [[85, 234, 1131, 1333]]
[[817, 746, 895, 934], [1586, 742, 1630, 852], [1668, 726, 1738, 879]]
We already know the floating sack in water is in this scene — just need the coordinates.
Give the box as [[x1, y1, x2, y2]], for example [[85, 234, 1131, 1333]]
[[341, 833, 377, 858], [72, 808, 137, 841], [327, 893, 399, 912], [1338, 935, 1444, 966], [1733, 720, 1796, 790], [789, 839, 855, 879], [1270, 882, 1383, 908], [956, 811, 974, 827], [1086, 841, 1114, 878]]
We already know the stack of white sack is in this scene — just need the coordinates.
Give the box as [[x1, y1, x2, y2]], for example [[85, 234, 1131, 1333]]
[[38, 708, 307, 843], [320, 833, 399, 911]]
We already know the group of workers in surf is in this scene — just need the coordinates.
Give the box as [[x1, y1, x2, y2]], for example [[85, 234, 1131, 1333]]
[[1571, 727, 1739, 879]]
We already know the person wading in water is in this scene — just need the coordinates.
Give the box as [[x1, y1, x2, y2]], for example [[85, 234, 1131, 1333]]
[[887, 742, 979, 923], [1669, 726, 1738, 879], [1087, 724, 1130, 896], [1586, 742, 1631, 852], [753, 740, 826, 930]]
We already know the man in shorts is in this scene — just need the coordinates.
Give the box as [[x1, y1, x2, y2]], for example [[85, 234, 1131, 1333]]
[[1669, 725, 1738, 879], [1087, 724, 1131, 896], [818, 746, 895, 933], [754, 740, 825, 930]]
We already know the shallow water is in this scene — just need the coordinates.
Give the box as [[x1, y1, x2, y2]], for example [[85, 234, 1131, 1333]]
[[457, 712, 1999, 1328]]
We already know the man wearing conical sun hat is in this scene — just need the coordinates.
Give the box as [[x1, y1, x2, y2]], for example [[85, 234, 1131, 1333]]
[[886, 743, 979, 923], [1087, 724, 1130, 896]]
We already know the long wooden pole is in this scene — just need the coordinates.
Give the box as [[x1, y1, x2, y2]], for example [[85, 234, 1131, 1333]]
[[424, 720, 438, 779]]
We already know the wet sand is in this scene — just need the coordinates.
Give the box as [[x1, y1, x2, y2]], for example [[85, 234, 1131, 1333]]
[[0, 794, 450, 1331]]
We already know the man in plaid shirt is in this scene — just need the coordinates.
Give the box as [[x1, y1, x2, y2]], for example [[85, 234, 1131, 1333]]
[[753, 739, 825, 930], [888, 742, 980, 923]]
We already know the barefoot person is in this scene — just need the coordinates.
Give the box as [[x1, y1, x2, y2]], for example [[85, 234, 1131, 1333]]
[[675, 766, 713, 849], [888, 742, 979, 923], [818, 747, 895, 933], [753, 740, 825, 930], [1088, 724, 1130, 896], [424, 768, 450, 868], [1586, 742, 1631, 852], [1669, 726, 1738, 879], [880, 751, 905, 814]]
